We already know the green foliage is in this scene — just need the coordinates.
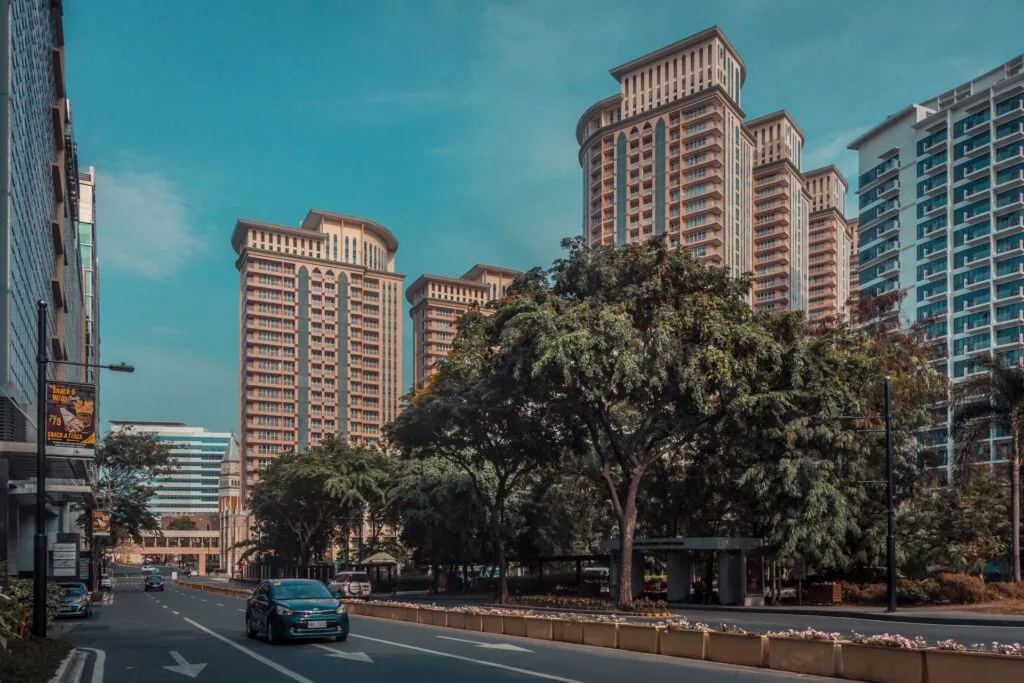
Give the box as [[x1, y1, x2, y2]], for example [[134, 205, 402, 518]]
[[951, 352, 1024, 582], [0, 569, 63, 649], [245, 439, 387, 565], [90, 429, 174, 545], [165, 517, 198, 531]]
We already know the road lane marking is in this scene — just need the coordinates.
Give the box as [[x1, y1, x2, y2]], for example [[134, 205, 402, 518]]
[[201, 599, 207, 602], [236, 609, 245, 613], [172, 610, 180, 615], [436, 635, 532, 652], [311, 644, 373, 662], [182, 618, 315, 683], [348, 634, 583, 682], [162, 605, 169, 609], [164, 650, 207, 678], [78, 648, 106, 683], [216, 603, 224, 607]]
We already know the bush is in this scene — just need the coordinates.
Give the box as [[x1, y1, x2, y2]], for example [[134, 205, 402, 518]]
[[842, 582, 885, 605], [986, 581, 1024, 600], [897, 579, 939, 605], [934, 573, 987, 603], [508, 594, 667, 614]]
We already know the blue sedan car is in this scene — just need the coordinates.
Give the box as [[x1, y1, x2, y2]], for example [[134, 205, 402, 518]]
[[245, 579, 349, 644]]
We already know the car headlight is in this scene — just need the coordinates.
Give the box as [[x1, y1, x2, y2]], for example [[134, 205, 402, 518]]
[[275, 606, 294, 616], [336, 604, 346, 614]]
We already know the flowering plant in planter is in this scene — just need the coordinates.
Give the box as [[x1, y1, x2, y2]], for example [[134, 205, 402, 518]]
[[714, 623, 749, 634], [850, 632, 928, 649], [767, 628, 841, 641], [968, 642, 1024, 656], [662, 619, 710, 632]]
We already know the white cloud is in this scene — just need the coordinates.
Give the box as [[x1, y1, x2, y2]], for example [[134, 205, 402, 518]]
[[96, 167, 206, 279]]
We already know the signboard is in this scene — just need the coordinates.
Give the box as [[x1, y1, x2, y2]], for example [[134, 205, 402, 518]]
[[92, 511, 111, 536], [53, 542, 78, 578], [45, 382, 96, 457]]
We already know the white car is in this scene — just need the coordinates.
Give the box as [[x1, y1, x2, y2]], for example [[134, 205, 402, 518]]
[[327, 571, 372, 599], [141, 565, 156, 574], [99, 574, 113, 591]]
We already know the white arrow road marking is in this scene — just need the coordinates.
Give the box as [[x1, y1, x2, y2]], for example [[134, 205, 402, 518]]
[[163, 651, 206, 679], [183, 618, 314, 683], [436, 635, 533, 652], [172, 611, 179, 615], [350, 634, 580, 682], [311, 644, 373, 662]]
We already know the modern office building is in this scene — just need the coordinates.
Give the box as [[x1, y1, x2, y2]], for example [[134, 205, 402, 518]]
[[77, 166, 99, 404], [0, 1, 90, 577], [848, 218, 860, 313], [406, 264, 521, 389], [804, 165, 854, 323], [747, 111, 809, 312], [576, 26, 754, 277], [230, 209, 404, 495], [849, 54, 1024, 474], [110, 421, 232, 517]]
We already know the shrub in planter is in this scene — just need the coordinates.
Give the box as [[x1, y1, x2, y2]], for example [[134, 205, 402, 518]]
[[659, 621, 709, 660], [552, 618, 584, 644], [926, 640, 1024, 683], [841, 633, 927, 683], [766, 628, 841, 677], [706, 626, 765, 668]]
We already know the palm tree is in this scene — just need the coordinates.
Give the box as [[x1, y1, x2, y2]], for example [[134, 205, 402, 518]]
[[950, 354, 1023, 582]]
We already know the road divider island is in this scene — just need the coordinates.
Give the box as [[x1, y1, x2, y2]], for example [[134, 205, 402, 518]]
[[174, 579, 1022, 683]]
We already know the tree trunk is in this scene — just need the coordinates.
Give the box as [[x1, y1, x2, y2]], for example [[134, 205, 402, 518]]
[[1012, 456, 1021, 583], [614, 476, 642, 611], [496, 539, 509, 604]]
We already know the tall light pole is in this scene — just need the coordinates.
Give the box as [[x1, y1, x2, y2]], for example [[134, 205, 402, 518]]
[[33, 300, 134, 638]]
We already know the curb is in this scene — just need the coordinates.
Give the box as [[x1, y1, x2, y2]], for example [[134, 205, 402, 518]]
[[670, 603, 1024, 628], [484, 603, 670, 620], [47, 648, 87, 683]]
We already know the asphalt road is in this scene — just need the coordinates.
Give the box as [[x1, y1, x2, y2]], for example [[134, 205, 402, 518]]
[[61, 566, 832, 683]]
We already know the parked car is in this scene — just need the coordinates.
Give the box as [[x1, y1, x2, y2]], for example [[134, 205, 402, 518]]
[[245, 579, 348, 644], [144, 574, 165, 592], [57, 583, 91, 618], [141, 565, 156, 574], [99, 574, 113, 591], [327, 571, 372, 600]]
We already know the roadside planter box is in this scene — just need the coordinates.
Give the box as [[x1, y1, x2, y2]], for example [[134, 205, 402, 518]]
[[483, 615, 505, 634], [582, 622, 618, 649], [524, 617, 554, 640], [428, 609, 448, 627], [446, 611, 466, 629], [660, 629, 707, 660], [617, 624, 660, 655], [552, 619, 584, 644], [462, 613, 484, 631], [404, 607, 421, 624], [767, 637, 838, 677], [924, 649, 1024, 683], [707, 632, 766, 668], [840, 643, 925, 683], [503, 616, 528, 638]]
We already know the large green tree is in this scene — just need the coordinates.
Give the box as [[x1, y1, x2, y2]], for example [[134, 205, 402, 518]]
[[505, 237, 760, 608], [92, 429, 174, 545], [951, 353, 1024, 582], [390, 300, 562, 603]]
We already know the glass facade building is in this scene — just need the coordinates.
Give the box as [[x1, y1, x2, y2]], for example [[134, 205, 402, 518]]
[[0, 0, 85, 440], [850, 54, 1024, 477], [111, 422, 234, 517]]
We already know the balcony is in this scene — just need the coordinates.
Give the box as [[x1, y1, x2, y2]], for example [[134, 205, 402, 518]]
[[997, 214, 1024, 235], [998, 122, 1024, 145], [996, 193, 1024, 216], [755, 251, 792, 268], [995, 101, 1024, 126], [859, 163, 900, 194], [959, 186, 989, 205], [920, 158, 948, 177], [920, 137, 946, 157], [962, 118, 991, 138], [995, 148, 1024, 171], [924, 181, 947, 197], [996, 170, 1024, 192], [995, 240, 1024, 259], [921, 244, 948, 261], [995, 263, 1024, 284], [963, 142, 990, 160]]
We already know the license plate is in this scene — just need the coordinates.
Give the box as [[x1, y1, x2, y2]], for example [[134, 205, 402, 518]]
[[307, 620, 327, 629], [60, 607, 74, 612]]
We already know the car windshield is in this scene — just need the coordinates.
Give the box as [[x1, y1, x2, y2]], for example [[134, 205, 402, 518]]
[[62, 586, 86, 596], [272, 581, 332, 600], [147, 576, 162, 581]]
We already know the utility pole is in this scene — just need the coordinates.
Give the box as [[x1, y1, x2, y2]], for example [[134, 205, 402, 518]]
[[33, 301, 48, 637], [884, 376, 897, 613]]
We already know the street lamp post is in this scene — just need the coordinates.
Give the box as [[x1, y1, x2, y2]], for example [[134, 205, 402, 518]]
[[32, 300, 134, 638]]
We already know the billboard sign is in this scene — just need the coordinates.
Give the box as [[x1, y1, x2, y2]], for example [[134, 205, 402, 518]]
[[45, 382, 96, 457], [92, 511, 111, 536]]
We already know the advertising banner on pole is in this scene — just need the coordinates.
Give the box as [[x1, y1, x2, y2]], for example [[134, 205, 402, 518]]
[[45, 382, 96, 458], [92, 511, 111, 536]]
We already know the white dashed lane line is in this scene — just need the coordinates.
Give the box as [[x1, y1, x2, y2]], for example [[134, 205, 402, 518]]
[[216, 603, 224, 607], [172, 610, 179, 615]]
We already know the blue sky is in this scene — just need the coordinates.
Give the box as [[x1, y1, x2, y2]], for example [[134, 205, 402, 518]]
[[64, 0, 1024, 434]]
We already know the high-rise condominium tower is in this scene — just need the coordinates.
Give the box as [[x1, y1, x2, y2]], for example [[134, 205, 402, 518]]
[[804, 165, 854, 323], [406, 264, 521, 389], [231, 210, 404, 494], [849, 54, 1024, 477], [576, 26, 754, 276], [747, 111, 809, 312]]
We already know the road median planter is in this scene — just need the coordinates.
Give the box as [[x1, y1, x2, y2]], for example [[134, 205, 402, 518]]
[[582, 622, 618, 649], [767, 637, 838, 677], [924, 648, 1024, 683], [446, 611, 466, 629], [840, 643, 925, 683], [617, 624, 660, 654], [429, 609, 449, 627], [503, 615, 528, 638], [461, 612, 484, 631], [482, 614, 504, 634], [707, 632, 766, 668], [660, 628, 707, 660], [525, 616, 554, 640], [552, 619, 584, 644]]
